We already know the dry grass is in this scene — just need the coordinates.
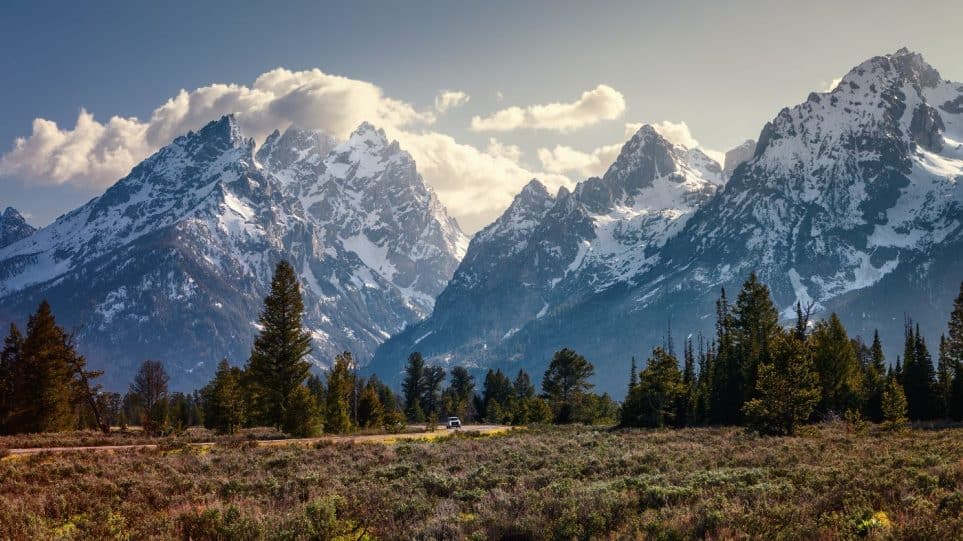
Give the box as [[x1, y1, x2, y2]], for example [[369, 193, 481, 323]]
[[1, 424, 961, 539]]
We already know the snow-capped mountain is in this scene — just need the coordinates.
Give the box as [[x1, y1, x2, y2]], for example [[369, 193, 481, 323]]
[[0, 115, 466, 389], [0, 207, 35, 248], [370, 124, 725, 381], [722, 139, 756, 180], [371, 48, 963, 394], [258, 122, 467, 314]]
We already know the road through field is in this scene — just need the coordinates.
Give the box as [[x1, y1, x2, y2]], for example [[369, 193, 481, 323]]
[[4, 425, 513, 457]]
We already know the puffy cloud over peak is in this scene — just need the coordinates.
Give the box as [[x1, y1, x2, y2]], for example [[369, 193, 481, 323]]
[[470, 84, 625, 133]]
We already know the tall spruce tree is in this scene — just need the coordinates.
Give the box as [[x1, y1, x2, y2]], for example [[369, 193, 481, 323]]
[[246, 261, 313, 429], [732, 272, 780, 410], [17, 301, 85, 433], [809, 313, 862, 415], [936, 335, 953, 418], [421, 365, 446, 426], [325, 352, 355, 434], [621, 357, 643, 427], [902, 323, 937, 420], [863, 330, 888, 422], [946, 283, 963, 420], [709, 288, 741, 425], [402, 352, 426, 422], [678, 338, 697, 426], [0, 324, 23, 434]]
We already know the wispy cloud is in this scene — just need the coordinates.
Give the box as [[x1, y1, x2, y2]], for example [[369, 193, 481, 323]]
[[434, 90, 470, 113]]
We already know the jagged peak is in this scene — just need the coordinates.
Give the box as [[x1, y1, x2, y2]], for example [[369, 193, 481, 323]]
[[171, 114, 248, 157], [838, 47, 942, 91], [348, 121, 391, 146], [2, 206, 26, 221], [519, 178, 551, 199]]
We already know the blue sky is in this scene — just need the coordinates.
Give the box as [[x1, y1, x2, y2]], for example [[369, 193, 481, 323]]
[[1, 0, 961, 231]]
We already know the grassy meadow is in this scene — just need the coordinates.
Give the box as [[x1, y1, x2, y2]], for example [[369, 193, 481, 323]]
[[1, 424, 962, 540]]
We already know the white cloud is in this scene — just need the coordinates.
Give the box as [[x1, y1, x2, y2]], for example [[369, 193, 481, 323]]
[[434, 90, 470, 113], [0, 68, 435, 190], [398, 130, 572, 232], [0, 68, 579, 233], [470, 84, 625, 133], [485, 138, 522, 162], [537, 143, 621, 178]]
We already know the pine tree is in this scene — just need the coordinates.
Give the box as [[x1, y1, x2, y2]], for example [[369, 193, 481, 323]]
[[620, 357, 643, 427], [246, 261, 313, 428], [881, 376, 908, 431], [936, 335, 953, 418], [325, 352, 354, 434], [445, 366, 476, 421], [201, 359, 247, 434], [357, 381, 384, 429], [742, 331, 820, 436], [17, 301, 85, 433], [636, 347, 684, 428], [542, 348, 595, 424], [863, 330, 887, 422], [402, 352, 426, 422], [421, 365, 446, 427], [678, 339, 696, 426], [945, 284, 963, 420], [284, 385, 322, 437], [902, 323, 937, 420], [809, 313, 862, 416], [481, 369, 513, 423], [709, 288, 740, 425], [0, 323, 23, 434], [732, 272, 780, 410]]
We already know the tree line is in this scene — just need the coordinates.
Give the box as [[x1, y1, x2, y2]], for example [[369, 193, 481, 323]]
[[3, 263, 962, 439], [620, 273, 963, 435]]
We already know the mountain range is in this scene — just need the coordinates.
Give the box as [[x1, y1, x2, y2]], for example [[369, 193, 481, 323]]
[[0, 48, 959, 395], [0, 117, 466, 389], [370, 48, 963, 394]]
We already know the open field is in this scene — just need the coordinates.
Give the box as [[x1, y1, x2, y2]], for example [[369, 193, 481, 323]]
[[2, 424, 962, 540]]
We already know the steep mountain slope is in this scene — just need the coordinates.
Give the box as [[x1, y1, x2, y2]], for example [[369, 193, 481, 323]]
[[372, 48, 963, 394], [0, 207, 35, 248], [370, 125, 725, 381], [0, 116, 466, 390]]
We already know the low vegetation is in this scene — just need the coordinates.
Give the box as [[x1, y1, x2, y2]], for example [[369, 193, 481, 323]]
[[1, 424, 961, 539]]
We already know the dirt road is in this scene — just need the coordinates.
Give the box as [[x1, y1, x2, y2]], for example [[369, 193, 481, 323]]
[[4, 425, 513, 457]]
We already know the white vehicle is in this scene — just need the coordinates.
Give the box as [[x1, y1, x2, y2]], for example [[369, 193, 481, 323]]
[[445, 416, 462, 429]]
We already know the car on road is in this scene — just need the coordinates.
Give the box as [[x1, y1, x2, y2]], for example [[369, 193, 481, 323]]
[[445, 416, 462, 429]]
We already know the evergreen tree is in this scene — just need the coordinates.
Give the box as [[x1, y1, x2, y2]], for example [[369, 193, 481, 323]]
[[709, 288, 740, 424], [542, 348, 595, 424], [902, 323, 937, 420], [357, 381, 385, 429], [620, 357, 643, 427], [742, 331, 820, 436], [444, 366, 475, 420], [284, 385, 322, 437], [809, 313, 862, 415], [678, 338, 697, 426], [421, 365, 446, 426], [947, 282, 963, 420], [481, 369, 513, 423], [732, 272, 780, 411], [325, 352, 354, 434], [635, 347, 684, 428], [246, 261, 313, 428], [936, 335, 953, 418], [881, 376, 908, 431], [0, 324, 23, 434], [402, 352, 426, 422], [201, 359, 247, 434], [11, 301, 94, 433], [863, 330, 888, 422]]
